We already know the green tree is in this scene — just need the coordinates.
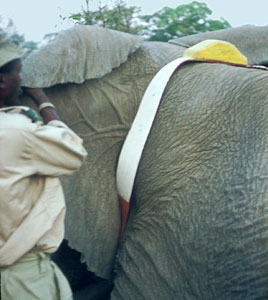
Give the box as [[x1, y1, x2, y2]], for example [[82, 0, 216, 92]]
[[69, 0, 142, 34], [9, 33, 38, 57], [141, 1, 231, 41], [68, 0, 231, 41], [0, 18, 38, 56]]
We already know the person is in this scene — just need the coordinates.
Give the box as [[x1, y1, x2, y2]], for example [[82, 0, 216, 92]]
[[0, 30, 87, 299]]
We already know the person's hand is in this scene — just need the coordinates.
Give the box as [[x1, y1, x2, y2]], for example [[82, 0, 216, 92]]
[[22, 87, 50, 106], [22, 87, 61, 124]]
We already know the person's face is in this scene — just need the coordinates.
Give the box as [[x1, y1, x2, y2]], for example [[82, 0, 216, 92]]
[[2, 59, 22, 106]]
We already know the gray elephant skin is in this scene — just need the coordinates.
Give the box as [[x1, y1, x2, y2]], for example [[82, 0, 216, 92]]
[[21, 25, 268, 299]]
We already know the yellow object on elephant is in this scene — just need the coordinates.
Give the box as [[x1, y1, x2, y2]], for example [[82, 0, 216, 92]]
[[183, 39, 248, 65]]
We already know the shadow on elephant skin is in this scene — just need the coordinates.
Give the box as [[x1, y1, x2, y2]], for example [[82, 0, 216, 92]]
[[51, 239, 113, 300]]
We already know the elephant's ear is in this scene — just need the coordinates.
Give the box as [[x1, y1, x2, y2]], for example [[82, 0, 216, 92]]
[[21, 25, 144, 88]]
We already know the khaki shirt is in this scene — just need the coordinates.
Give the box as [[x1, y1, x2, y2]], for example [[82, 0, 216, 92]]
[[0, 106, 87, 267]]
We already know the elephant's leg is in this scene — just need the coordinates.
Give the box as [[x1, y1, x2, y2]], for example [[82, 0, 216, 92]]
[[51, 239, 113, 299]]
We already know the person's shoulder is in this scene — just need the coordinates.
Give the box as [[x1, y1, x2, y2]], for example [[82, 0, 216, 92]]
[[0, 106, 40, 131], [0, 111, 32, 130]]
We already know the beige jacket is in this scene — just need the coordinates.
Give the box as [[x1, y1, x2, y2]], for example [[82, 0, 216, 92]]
[[0, 106, 87, 267]]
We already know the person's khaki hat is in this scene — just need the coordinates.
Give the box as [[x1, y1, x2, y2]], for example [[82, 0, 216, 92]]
[[0, 29, 24, 68]]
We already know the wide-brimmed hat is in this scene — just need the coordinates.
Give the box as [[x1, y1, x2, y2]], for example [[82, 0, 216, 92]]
[[0, 29, 24, 68]]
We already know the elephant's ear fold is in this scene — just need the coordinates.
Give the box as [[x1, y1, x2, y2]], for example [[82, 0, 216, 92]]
[[21, 25, 144, 88]]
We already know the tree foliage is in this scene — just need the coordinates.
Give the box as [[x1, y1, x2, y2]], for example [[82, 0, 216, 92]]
[[9, 33, 38, 57], [69, 0, 142, 34], [141, 1, 231, 41], [69, 0, 231, 41], [0, 18, 38, 56]]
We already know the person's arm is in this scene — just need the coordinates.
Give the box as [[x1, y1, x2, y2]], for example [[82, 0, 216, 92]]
[[22, 87, 87, 176], [22, 87, 60, 124]]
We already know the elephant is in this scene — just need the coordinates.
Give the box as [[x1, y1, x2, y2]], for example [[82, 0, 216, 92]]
[[20, 25, 268, 299]]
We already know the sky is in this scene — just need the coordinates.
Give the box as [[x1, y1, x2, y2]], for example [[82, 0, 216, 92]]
[[1, 0, 268, 42]]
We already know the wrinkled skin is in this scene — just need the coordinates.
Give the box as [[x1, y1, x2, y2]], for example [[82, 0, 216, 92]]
[[21, 25, 268, 299], [21, 28, 185, 297], [112, 62, 268, 300]]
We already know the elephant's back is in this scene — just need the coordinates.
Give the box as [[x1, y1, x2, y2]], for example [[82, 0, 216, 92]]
[[112, 62, 268, 299]]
